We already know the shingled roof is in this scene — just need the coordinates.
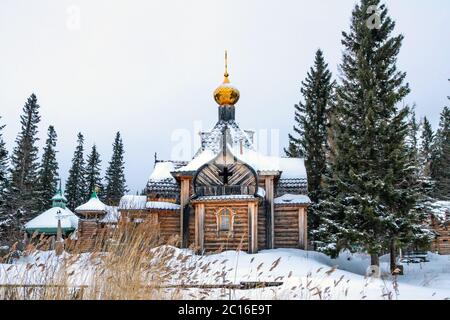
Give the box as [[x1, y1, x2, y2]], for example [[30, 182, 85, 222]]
[[146, 119, 308, 198], [196, 119, 255, 156], [146, 161, 185, 199]]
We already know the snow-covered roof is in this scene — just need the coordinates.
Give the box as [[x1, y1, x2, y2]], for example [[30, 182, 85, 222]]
[[147, 161, 184, 198], [238, 150, 307, 179], [75, 194, 107, 212], [429, 201, 450, 223], [146, 201, 181, 210], [100, 206, 120, 224], [149, 161, 177, 182], [152, 119, 307, 184], [118, 195, 180, 211], [25, 207, 79, 232], [274, 194, 311, 206], [173, 146, 307, 180], [172, 149, 216, 173], [119, 195, 147, 210]]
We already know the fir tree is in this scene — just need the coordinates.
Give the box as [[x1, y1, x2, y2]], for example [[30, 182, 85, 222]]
[[65, 133, 87, 209], [85, 144, 103, 200], [104, 132, 128, 206], [285, 49, 335, 241], [36, 126, 59, 211], [317, 0, 420, 268], [431, 105, 450, 199], [6, 94, 41, 226]]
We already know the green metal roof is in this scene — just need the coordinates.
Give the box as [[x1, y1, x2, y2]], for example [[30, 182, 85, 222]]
[[90, 190, 99, 199], [25, 227, 76, 236], [51, 192, 67, 202]]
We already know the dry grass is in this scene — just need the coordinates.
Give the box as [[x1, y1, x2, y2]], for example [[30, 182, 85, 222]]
[[0, 221, 189, 299], [0, 222, 401, 300]]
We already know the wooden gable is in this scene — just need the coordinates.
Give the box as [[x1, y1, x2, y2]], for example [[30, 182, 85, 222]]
[[193, 145, 257, 197]]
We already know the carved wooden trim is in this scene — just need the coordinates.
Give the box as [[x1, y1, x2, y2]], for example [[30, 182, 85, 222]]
[[214, 207, 236, 237]]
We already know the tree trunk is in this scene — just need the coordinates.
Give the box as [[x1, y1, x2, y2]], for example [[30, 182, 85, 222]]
[[370, 254, 379, 266], [390, 239, 397, 273]]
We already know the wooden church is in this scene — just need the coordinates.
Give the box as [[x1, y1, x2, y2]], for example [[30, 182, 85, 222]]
[[117, 53, 311, 254]]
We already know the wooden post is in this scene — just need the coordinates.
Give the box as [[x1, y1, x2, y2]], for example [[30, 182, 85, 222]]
[[248, 202, 258, 254], [180, 178, 190, 248], [50, 236, 55, 251], [23, 232, 29, 246], [55, 217, 63, 256], [298, 207, 307, 250], [264, 176, 274, 249], [304, 207, 308, 250], [195, 204, 205, 254]]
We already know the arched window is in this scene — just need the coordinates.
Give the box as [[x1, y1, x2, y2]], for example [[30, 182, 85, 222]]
[[216, 208, 234, 232]]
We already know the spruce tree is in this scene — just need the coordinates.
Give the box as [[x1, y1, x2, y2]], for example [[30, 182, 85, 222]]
[[285, 49, 335, 241], [36, 126, 59, 211], [431, 105, 450, 199], [7, 94, 41, 226], [406, 109, 420, 169], [317, 0, 420, 268], [85, 144, 103, 200], [286, 49, 334, 198], [0, 117, 9, 225], [104, 132, 128, 206], [414, 116, 435, 200], [65, 133, 87, 209], [419, 117, 434, 176], [404, 110, 433, 249]]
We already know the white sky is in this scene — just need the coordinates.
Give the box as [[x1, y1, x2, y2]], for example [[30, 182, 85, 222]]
[[0, 0, 449, 193]]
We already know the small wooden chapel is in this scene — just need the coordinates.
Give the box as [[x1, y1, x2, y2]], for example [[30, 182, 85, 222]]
[[117, 52, 311, 254]]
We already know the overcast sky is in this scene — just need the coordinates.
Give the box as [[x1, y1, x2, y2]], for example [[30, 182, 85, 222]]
[[0, 0, 449, 193]]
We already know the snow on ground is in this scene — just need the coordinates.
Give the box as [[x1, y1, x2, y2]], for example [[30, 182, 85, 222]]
[[160, 248, 450, 300], [0, 247, 449, 300]]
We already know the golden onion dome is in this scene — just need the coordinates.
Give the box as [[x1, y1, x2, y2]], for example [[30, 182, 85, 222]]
[[214, 51, 240, 106]]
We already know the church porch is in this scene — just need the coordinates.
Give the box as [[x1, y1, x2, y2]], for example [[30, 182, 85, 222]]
[[191, 197, 259, 254]]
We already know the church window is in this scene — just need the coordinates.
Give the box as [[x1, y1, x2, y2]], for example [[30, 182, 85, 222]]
[[217, 208, 233, 232]]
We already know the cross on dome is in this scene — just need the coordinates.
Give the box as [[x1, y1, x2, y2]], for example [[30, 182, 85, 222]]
[[213, 51, 240, 106]]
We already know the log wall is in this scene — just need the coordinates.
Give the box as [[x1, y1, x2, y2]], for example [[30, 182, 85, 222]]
[[188, 209, 195, 248], [431, 222, 450, 255], [77, 220, 106, 252], [158, 210, 180, 244], [120, 210, 150, 222], [257, 205, 267, 250], [197, 202, 252, 253], [274, 206, 301, 249]]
